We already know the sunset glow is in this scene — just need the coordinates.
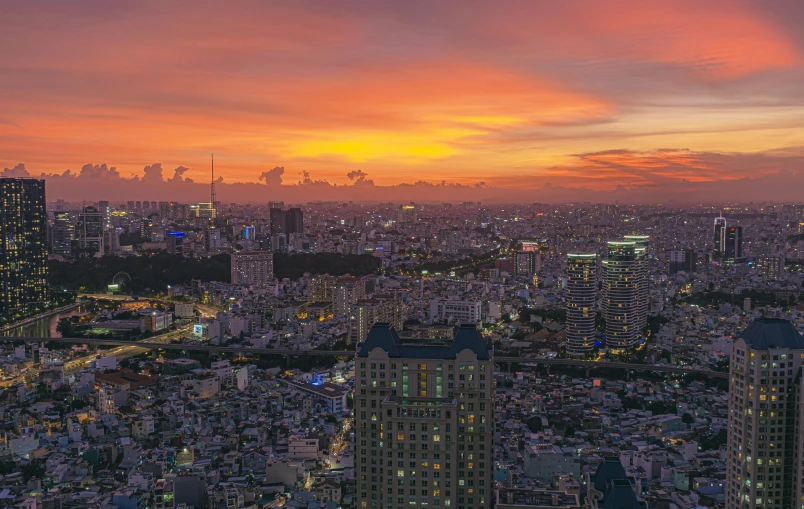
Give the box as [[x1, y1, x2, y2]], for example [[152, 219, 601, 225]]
[[1, 0, 803, 201]]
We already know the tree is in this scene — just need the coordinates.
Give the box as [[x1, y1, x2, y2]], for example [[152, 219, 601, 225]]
[[526, 417, 543, 433], [21, 460, 45, 481], [56, 317, 75, 337], [564, 425, 575, 437], [681, 413, 694, 425], [346, 393, 354, 410]]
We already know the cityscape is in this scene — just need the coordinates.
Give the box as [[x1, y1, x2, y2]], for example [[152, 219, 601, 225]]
[[2, 2, 804, 509]]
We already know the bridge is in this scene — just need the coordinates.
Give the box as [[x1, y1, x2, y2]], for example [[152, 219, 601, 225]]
[[1, 336, 729, 379]]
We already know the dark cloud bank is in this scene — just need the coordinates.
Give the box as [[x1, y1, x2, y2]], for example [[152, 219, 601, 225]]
[[3, 148, 804, 204]]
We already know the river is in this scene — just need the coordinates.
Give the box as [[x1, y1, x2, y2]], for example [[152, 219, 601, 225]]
[[1, 302, 96, 338]]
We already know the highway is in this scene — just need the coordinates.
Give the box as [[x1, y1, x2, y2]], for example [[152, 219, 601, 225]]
[[0, 336, 729, 379], [0, 326, 193, 388]]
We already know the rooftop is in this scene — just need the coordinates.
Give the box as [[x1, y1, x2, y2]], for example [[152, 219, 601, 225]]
[[739, 318, 804, 350], [357, 323, 492, 360]]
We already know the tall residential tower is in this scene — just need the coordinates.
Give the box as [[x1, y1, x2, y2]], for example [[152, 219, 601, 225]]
[[355, 324, 494, 509], [0, 178, 48, 315], [726, 319, 804, 509], [602, 241, 640, 350], [566, 253, 597, 355]]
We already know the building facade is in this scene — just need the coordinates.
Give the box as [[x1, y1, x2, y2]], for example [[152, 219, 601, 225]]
[[230, 251, 274, 286], [349, 294, 405, 343], [51, 210, 74, 256], [0, 178, 48, 316], [430, 299, 482, 325], [355, 323, 495, 509], [565, 254, 597, 355], [78, 205, 104, 256], [726, 319, 804, 509], [603, 241, 640, 351]]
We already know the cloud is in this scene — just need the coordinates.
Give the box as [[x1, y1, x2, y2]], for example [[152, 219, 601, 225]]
[[346, 169, 374, 186], [1, 163, 30, 177], [141, 163, 163, 183], [168, 165, 191, 183], [0, 1, 802, 189], [259, 166, 284, 186], [78, 163, 121, 180]]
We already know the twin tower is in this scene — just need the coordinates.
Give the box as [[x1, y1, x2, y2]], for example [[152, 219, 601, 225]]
[[566, 235, 649, 355]]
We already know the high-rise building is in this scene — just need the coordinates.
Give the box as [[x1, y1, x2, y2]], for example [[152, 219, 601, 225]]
[[270, 206, 304, 235], [230, 251, 274, 286], [309, 275, 336, 303], [333, 276, 367, 316], [355, 323, 495, 509], [98, 200, 110, 229], [758, 255, 783, 280], [0, 178, 48, 315], [668, 249, 698, 274], [514, 251, 539, 276], [445, 230, 461, 255], [398, 203, 417, 223], [269, 207, 286, 235], [51, 211, 74, 256], [566, 254, 597, 355], [166, 231, 185, 256], [725, 225, 744, 261], [103, 228, 120, 254], [348, 294, 404, 343], [623, 235, 649, 331], [714, 215, 727, 255], [726, 319, 804, 509], [603, 241, 640, 351], [286, 207, 304, 234], [204, 229, 221, 253], [78, 206, 104, 256]]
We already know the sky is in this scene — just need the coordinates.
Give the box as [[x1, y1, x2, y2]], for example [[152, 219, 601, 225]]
[[1, 0, 804, 203]]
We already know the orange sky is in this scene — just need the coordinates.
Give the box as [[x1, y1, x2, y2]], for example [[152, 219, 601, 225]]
[[1, 0, 804, 197]]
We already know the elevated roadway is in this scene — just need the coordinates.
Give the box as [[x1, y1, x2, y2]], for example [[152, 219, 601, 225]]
[[1, 336, 729, 379]]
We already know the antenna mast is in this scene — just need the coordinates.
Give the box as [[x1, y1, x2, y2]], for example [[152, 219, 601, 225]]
[[211, 153, 216, 206]]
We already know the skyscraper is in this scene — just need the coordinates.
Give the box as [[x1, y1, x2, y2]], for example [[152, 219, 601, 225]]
[[725, 225, 744, 261], [51, 211, 74, 256], [603, 241, 640, 351], [269, 206, 286, 235], [566, 254, 597, 355], [714, 214, 727, 255], [0, 178, 48, 315], [726, 319, 804, 509], [355, 323, 495, 509], [623, 235, 649, 331], [286, 207, 304, 234], [270, 206, 304, 235], [98, 200, 110, 228], [78, 206, 104, 256]]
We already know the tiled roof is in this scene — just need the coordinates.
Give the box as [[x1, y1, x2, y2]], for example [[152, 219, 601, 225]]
[[739, 318, 804, 350], [357, 323, 491, 359]]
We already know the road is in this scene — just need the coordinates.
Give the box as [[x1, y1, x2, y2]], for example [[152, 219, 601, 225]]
[[0, 325, 193, 388], [77, 293, 223, 318], [0, 336, 729, 379]]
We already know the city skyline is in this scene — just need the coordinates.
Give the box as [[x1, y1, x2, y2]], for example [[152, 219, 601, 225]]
[[2, 1, 804, 202]]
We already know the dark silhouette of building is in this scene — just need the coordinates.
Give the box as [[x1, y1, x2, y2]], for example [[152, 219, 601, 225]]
[[270, 206, 304, 235]]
